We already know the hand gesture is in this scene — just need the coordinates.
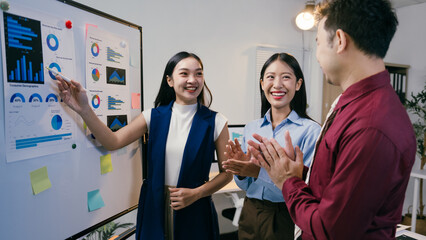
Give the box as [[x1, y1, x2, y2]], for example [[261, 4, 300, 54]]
[[224, 138, 249, 161], [56, 75, 89, 115], [169, 187, 200, 210], [248, 130, 304, 189], [222, 139, 260, 177]]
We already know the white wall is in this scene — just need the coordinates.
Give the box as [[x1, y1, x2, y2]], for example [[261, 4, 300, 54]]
[[386, 3, 426, 216]]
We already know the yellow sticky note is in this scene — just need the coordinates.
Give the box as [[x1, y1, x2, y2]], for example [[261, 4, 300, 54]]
[[131, 93, 141, 109], [100, 154, 113, 175], [30, 166, 52, 195]]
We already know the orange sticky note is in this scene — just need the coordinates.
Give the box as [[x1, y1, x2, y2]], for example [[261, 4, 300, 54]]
[[131, 93, 141, 109]]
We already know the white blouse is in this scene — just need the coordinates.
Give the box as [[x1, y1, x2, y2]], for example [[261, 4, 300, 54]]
[[142, 102, 227, 186]]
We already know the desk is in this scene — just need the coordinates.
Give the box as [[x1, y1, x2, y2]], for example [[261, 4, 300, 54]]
[[396, 229, 426, 239], [210, 172, 244, 226], [410, 169, 426, 233]]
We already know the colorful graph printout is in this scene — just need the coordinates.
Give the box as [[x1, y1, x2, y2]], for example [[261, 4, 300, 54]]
[[2, 10, 77, 162]]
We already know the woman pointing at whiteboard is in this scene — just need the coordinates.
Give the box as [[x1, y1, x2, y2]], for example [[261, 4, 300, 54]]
[[56, 51, 232, 240]]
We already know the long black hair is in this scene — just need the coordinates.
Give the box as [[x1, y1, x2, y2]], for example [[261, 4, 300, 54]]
[[259, 53, 312, 120], [154, 51, 213, 107]]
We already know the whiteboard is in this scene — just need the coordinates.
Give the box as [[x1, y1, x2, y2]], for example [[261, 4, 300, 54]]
[[0, 0, 143, 239]]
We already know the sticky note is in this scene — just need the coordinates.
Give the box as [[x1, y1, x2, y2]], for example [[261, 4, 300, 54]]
[[100, 154, 113, 175], [30, 166, 52, 195], [85, 24, 98, 38], [131, 93, 141, 109], [87, 189, 105, 212]]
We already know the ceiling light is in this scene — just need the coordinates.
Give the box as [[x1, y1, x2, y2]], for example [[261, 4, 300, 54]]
[[295, 1, 315, 31]]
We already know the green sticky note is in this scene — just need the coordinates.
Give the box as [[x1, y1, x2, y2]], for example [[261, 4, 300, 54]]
[[100, 154, 113, 175], [30, 166, 52, 195], [87, 189, 105, 212]]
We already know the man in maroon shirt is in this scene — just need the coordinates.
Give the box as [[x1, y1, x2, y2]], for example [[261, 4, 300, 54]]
[[249, 0, 417, 239]]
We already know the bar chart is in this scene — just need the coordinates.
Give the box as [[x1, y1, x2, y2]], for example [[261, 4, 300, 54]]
[[106, 46, 123, 63], [107, 96, 124, 110], [4, 12, 44, 84]]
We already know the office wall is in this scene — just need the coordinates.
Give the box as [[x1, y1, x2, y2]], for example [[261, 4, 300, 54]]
[[387, 3, 426, 215]]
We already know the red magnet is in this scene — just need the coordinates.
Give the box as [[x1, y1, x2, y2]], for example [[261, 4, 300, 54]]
[[65, 20, 72, 29]]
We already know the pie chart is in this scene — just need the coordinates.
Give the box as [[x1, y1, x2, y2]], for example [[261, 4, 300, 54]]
[[92, 68, 100, 81], [91, 43, 99, 57], [46, 34, 59, 51], [51, 115, 63, 130], [91, 94, 100, 109]]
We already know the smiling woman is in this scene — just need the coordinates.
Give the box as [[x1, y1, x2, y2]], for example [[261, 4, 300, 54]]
[[57, 51, 232, 240], [222, 53, 321, 240], [166, 57, 205, 105]]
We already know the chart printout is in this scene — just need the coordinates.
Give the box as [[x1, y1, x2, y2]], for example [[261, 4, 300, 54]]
[[1, 10, 77, 162], [85, 25, 130, 147]]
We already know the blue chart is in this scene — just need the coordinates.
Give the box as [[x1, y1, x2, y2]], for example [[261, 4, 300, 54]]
[[4, 12, 44, 84], [29, 93, 42, 103], [106, 67, 126, 85], [10, 93, 25, 103], [51, 115, 63, 130], [108, 96, 124, 110], [46, 34, 59, 51], [106, 47, 123, 63], [107, 115, 127, 132], [15, 133, 71, 149], [46, 93, 58, 103], [48, 62, 61, 80]]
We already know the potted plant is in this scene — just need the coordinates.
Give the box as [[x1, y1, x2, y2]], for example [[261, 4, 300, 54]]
[[83, 221, 134, 240], [403, 85, 426, 233]]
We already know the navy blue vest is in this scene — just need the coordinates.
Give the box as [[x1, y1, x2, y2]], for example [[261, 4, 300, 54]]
[[136, 101, 219, 240]]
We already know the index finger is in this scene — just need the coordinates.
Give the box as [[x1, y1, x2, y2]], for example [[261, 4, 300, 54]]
[[234, 138, 243, 152], [247, 140, 260, 151], [252, 133, 264, 143], [283, 130, 295, 159]]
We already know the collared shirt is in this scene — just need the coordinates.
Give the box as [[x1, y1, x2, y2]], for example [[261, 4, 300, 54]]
[[282, 71, 417, 239], [234, 110, 320, 202]]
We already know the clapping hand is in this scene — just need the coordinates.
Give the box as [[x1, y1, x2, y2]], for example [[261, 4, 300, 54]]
[[248, 130, 304, 189], [222, 138, 260, 178]]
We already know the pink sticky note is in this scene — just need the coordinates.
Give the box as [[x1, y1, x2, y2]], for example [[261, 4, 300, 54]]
[[85, 24, 98, 38], [131, 93, 141, 109]]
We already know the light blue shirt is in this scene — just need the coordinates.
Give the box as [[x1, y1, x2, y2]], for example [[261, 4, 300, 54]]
[[234, 110, 321, 202]]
